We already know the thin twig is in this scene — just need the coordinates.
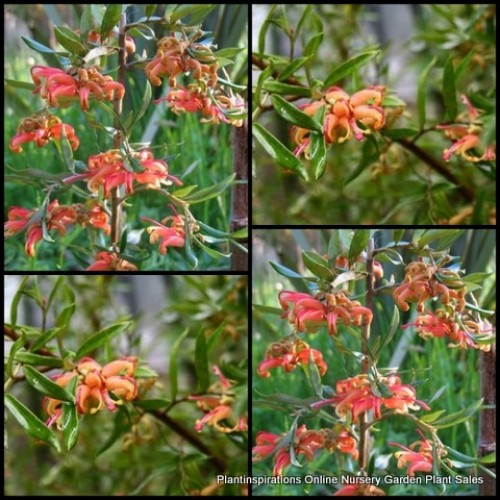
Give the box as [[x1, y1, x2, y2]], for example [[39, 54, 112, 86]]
[[251, 54, 305, 87]]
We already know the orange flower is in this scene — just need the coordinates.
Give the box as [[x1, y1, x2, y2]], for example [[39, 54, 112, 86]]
[[86, 252, 137, 271], [319, 427, 359, 460]]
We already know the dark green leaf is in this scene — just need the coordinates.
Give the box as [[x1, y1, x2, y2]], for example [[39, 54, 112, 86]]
[[11, 276, 30, 333], [145, 4, 157, 18], [79, 5, 95, 37], [169, 328, 190, 401], [296, 5, 313, 39], [183, 213, 198, 270], [21, 35, 67, 55], [194, 238, 231, 259], [195, 329, 209, 393], [433, 399, 483, 429], [56, 303, 76, 329], [54, 26, 87, 56], [24, 365, 75, 402], [302, 251, 333, 280], [442, 56, 457, 121], [83, 46, 117, 64], [462, 272, 493, 284], [214, 47, 245, 58], [278, 56, 310, 81], [394, 229, 405, 244], [253, 123, 308, 180], [429, 385, 447, 404], [303, 32, 323, 59], [262, 80, 311, 97], [46, 276, 65, 314], [307, 351, 323, 398], [133, 399, 171, 410], [455, 50, 473, 84], [348, 229, 370, 266], [271, 95, 322, 131], [420, 409, 446, 423], [14, 352, 63, 368], [324, 51, 380, 88], [269, 261, 304, 279], [4, 394, 61, 451], [171, 4, 215, 25], [62, 400, 79, 451], [418, 229, 463, 248], [75, 321, 133, 358], [101, 4, 122, 40], [310, 131, 327, 180], [382, 128, 419, 140], [97, 407, 132, 456], [30, 327, 62, 353], [344, 134, 378, 186], [183, 174, 235, 203], [258, 5, 277, 55], [417, 57, 436, 129], [129, 80, 151, 133]]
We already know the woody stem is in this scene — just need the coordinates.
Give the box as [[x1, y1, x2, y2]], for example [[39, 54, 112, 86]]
[[359, 237, 374, 471], [110, 12, 127, 248]]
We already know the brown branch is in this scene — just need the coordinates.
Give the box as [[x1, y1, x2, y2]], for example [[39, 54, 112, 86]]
[[359, 237, 374, 471], [478, 344, 496, 496], [4, 325, 55, 358], [230, 120, 248, 271], [148, 409, 226, 472], [396, 139, 475, 202], [252, 54, 304, 87]]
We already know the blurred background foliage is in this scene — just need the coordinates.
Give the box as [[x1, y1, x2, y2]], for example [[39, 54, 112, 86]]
[[4, 274, 248, 496], [252, 4, 496, 224], [4, 4, 248, 270], [252, 229, 495, 496]]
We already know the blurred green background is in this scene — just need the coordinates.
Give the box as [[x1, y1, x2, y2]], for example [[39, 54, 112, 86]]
[[252, 229, 496, 496], [4, 4, 248, 270]]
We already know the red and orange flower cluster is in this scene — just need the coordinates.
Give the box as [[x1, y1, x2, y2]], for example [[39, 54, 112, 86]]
[[279, 290, 373, 336], [9, 113, 79, 153], [333, 374, 430, 422], [31, 65, 125, 111], [437, 94, 495, 163], [252, 424, 357, 476], [4, 200, 109, 257], [44, 356, 138, 429], [292, 85, 386, 158], [188, 365, 247, 434], [257, 337, 327, 378], [86, 251, 137, 271], [393, 261, 466, 313]]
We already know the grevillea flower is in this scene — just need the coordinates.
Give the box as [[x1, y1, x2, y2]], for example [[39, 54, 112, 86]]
[[334, 484, 386, 496], [333, 374, 429, 422], [292, 85, 386, 158], [437, 94, 496, 163], [252, 425, 324, 476], [319, 427, 359, 460], [188, 365, 247, 434], [4, 200, 77, 257], [31, 65, 125, 111], [278, 290, 372, 335], [9, 114, 79, 153], [393, 261, 466, 313], [43, 357, 138, 428], [141, 209, 187, 255], [403, 310, 493, 351], [257, 338, 327, 377], [145, 35, 218, 88], [86, 252, 137, 271], [390, 433, 447, 476]]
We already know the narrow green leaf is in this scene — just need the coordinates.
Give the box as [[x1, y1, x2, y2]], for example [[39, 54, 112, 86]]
[[253, 123, 308, 180], [83, 46, 117, 64], [145, 4, 157, 18], [348, 229, 370, 266], [303, 32, 323, 59], [30, 327, 62, 353], [307, 351, 323, 398], [24, 365, 75, 403], [207, 322, 227, 354], [46, 276, 65, 314], [4, 78, 35, 91], [54, 26, 87, 56], [433, 399, 483, 429], [62, 400, 79, 451], [429, 385, 448, 404], [462, 272, 493, 284], [79, 4, 95, 37], [7, 332, 26, 377], [21, 35, 67, 55], [195, 329, 210, 393], [271, 95, 322, 131], [418, 229, 463, 248], [183, 213, 198, 270], [254, 58, 274, 105], [479, 452, 496, 465], [262, 80, 311, 97], [420, 409, 447, 424], [269, 261, 304, 279], [394, 229, 405, 244], [75, 321, 133, 358], [11, 276, 30, 333], [133, 399, 171, 410], [417, 57, 436, 129], [134, 365, 159, 378], [97, 407, 131, 456], [14, 352, 63, 368], [302, 251, 333, 280], [194, 238, 231, 259], [278, 56, 310, 81], [56, 303, 76, 329], [296, 5, 313, 40], [169, 328, 190, 401], [324, 51, 380, 88], [214, 47, 245, 58], [183, 174, 235, 203], [101, 4, 122, 40], [130, 80, 151, 132], [170, 4, 215, 25], [252, 304, 283, 315], [310, 131, 327, 180], [443, 56, 458, 121], [455, 50, 473, 84], [258, 5, 277, 55], [4, 394, 61, 452]]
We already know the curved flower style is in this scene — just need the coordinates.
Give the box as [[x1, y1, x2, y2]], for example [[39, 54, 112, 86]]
[[278, 290, 372, 335], [291, 85, 386, 158], [393, 261, 466, 313], [43, 356, 138, 429], [9, 114, 79, 153], [145, 35, 218, 88], [438, 94, 496, 163], [252, 424, 324, 476], [333, 374, 429, 423], [31, 65, 125, 110], [390, 434, 447, 476], [86, 251, 137, 271], [4, 200, 77, 257], [188, 365, 247, 434], [257, 338, 327, 377], [403, 310, 493, 351]]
